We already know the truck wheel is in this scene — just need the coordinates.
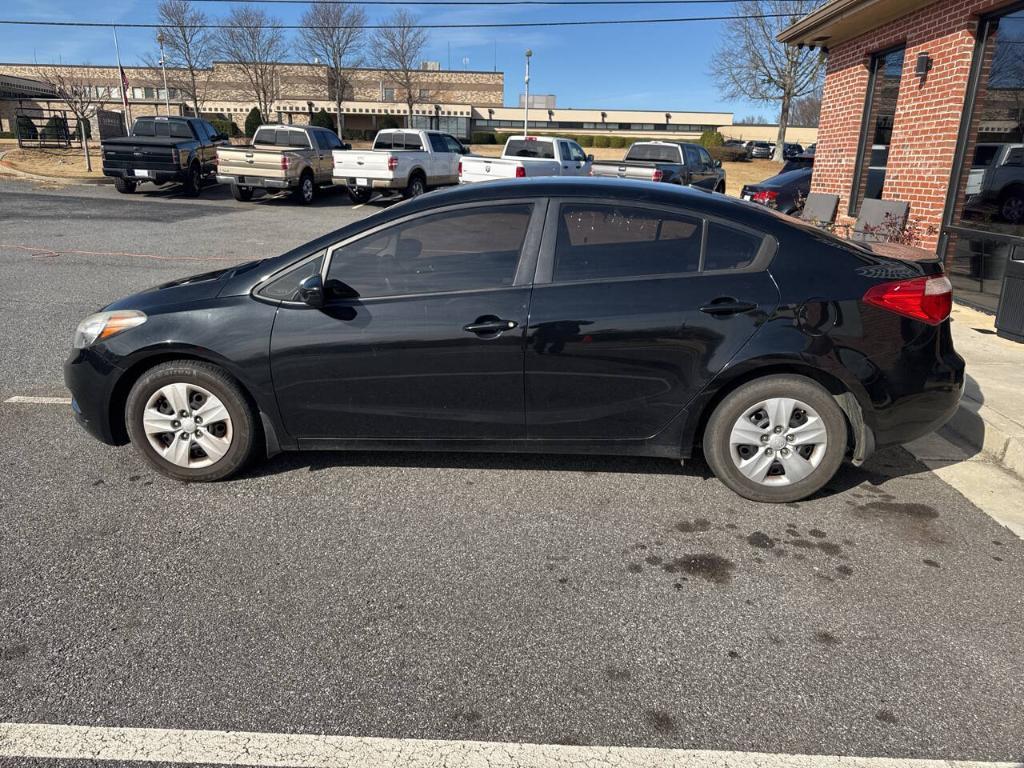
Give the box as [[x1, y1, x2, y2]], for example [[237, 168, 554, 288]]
[[231, 184, 254, 202], [404, 174, 426, 199], [293, 173, 315, 204], [1000, 189, 1024, 223], [114, 177, 136, 194], [348, 187, 373, 204], [182, 163, 202, 197]]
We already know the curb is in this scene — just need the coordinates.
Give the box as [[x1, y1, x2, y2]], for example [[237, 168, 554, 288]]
[[944, 396, 1024, 480], [0, 150, 111, 185]]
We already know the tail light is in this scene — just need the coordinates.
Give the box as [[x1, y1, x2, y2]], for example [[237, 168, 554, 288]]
[[652, 169, 663, 182], [280, 155, 290, 171], [515, 166, 526, 178], [387, 156, 399, 171], [458, 161, 462, 177], [863, 274, 952, 325], [752, 190, 778, 205]]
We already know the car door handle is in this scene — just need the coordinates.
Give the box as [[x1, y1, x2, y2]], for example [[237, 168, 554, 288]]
[[699, 298, 758, 315], [463, 317, 518, 335]]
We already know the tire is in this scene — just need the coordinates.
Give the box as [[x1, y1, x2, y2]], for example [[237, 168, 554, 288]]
[[293, 172, 315, 204], [702, 375, 847, 503], [348, 186, 373, 204], [114, 177, 136, 194], [231, 184, 254, 202], [182, 163, 202, 197], [404, 173, 426, 199], [125, 360, 257, 482], [999, 189, 1024, 223]]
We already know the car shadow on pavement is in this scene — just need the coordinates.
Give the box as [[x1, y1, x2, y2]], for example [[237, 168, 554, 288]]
[[237, 442, 950, 501]]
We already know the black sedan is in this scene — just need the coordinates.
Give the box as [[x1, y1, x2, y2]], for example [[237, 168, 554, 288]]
[[65, 178, 964, 503], [740, 167, 813, 215]]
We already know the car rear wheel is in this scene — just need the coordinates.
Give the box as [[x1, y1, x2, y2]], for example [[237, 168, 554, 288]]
[[1000, 190, 1024, 223], [231, 184, 254, 202], [702, 375, 847, 503], [404, 174, 426, 199], [125, 361, 256, 482], [182, 164, 202, 197], [114, 177, 136, 194], [293, 173, 315, 204]]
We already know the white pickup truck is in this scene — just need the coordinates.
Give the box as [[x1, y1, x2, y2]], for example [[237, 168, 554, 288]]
[[332, 128, 469, 203], [459, 136, 593, 183]]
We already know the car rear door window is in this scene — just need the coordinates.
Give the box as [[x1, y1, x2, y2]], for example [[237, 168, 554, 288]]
[[684, 145, 701, 169], [704, 221, 763, 271], [552, 204, 703, 281], [326, 204, 534, 298]]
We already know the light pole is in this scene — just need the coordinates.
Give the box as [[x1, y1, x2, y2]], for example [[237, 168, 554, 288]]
[[156, 31, 171, 114], [523, 49, 532, 137]]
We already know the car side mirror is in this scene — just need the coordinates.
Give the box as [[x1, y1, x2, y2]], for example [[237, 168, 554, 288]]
[[715, 159, 722, 168], [297, 274, 324, 308], [341, 142, 352, 151], [587, 154, 594, 162]]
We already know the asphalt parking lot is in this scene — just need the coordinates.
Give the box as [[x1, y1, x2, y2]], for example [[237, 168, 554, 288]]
[[0, 178, 1022, 765]]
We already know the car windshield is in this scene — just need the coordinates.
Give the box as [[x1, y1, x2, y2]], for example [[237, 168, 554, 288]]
[[505, 139, 554, 159], [625, 144, 681, 163]]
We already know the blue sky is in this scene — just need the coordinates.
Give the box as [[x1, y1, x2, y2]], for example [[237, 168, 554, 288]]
[[3, 0, 773, 118]]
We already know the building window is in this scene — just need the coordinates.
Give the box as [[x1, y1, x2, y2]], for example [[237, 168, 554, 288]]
[[945, 6, 1024, 311], [850, 45, 905, 215], [383, 88, 396, 102]]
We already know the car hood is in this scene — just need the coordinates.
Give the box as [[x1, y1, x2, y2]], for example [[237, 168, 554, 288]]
[[103, 260, 264, 313]]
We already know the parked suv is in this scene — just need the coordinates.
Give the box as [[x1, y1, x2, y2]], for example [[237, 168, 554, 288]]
[[102, 116, 227, 196], [216, 124, 346, 204]]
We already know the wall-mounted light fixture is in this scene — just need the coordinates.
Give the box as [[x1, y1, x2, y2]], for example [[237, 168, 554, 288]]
[[916, 52, 933, 77]]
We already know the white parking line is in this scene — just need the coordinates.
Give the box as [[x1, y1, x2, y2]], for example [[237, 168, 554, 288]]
[[0, 722, 1018, 768], [3, 395, 72, 405]]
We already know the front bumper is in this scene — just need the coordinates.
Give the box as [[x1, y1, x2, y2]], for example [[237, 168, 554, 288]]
[[217, 174, 293, 189], [63, 347, 125, 446]]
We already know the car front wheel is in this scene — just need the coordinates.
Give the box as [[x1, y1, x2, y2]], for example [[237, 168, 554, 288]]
[[125, 361, 256, 482], [702, 375, 847, 503]]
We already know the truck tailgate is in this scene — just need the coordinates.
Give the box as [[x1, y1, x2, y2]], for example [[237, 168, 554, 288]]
[[333, 150, 392, 176], [590, 161, 661, 180], [217, 146, 289, 180], [459, 156, 523, 183]]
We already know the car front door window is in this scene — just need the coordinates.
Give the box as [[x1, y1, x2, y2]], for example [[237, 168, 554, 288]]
[[326, 204, 534, 299]]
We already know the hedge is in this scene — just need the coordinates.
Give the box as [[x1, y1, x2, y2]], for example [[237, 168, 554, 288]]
[[576, 134, 594, 147], [699, 130, 725, 148], [208, 116, 241, 138], [471, 131, 497, 144], [608, 136, 629, 149], [310, 108, 336, 131], [244, 107, 263, 137], [709, 145, 748, 163]]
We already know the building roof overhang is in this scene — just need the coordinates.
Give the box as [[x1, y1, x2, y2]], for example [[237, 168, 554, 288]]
[[778, 0, 937, 48]]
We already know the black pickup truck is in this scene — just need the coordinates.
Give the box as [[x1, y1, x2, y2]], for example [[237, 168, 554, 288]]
[[589, 141, 726, 192], [102, 116, 228, 196]]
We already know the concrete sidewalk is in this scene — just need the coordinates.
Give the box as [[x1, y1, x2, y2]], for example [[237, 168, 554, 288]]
[[944, 303, 1024, 479]]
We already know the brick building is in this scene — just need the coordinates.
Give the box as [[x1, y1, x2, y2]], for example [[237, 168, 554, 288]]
[[0, 61, 505, 139], [781, 0, 1024, 311]]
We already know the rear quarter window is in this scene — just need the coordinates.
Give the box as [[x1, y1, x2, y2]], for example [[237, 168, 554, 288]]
[[704, 222, 763, 271]]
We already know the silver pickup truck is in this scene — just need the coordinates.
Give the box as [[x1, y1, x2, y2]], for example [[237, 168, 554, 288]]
[[216, 124, 347, 204]]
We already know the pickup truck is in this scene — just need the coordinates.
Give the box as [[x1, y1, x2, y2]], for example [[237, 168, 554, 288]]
[[589, 141, 726, 192], [459, 136, 592, 184], [333, 129, 468, 203], [102, 116, 227, 196], [962, 142, 1024, 224], [216, 124, 346, 204]]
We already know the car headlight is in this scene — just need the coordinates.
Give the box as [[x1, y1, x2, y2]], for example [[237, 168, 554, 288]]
[[73, 310, 147, 349]]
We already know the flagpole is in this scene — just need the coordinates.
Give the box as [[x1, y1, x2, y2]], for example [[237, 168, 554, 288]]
[[113, 27, 132, 131]]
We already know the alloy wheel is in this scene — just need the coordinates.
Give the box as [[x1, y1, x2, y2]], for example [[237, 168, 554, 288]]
[[728, 397, 828, 486], [142, 382, 233, 469], [302, 177, 314, 203]]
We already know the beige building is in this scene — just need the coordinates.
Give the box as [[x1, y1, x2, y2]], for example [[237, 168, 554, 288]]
[[0, 60, 817, 145]]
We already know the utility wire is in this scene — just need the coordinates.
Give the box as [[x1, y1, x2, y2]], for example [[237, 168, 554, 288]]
[[0, 13, 790, 30]]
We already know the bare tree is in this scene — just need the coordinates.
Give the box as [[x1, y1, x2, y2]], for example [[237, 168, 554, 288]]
[[710, 1, 826, 161], [372, 10, 430, 128], [33, 63, 99, 171], [215, 5, 288, 122], [296, 3, 366, 135], [735, 114, 769, 125], [142, 0, 213, 117], [790, 93, 821, 127]]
